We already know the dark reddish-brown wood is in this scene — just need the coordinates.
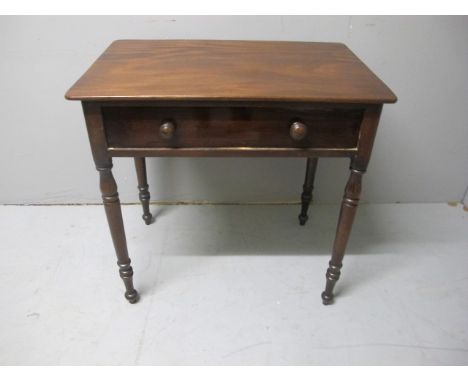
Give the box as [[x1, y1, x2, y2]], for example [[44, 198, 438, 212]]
[[322, 168, 363, 305], [82, 102, 139, 304], [299, 157, 319, 226], [67, 40, 396, 305], [321, 105, 382, 304], [102, 106, 362, 150], [65, 40, 396, 104], [134, 157, 152, 225]]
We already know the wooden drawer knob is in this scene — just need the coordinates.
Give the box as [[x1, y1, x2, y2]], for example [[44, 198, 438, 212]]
[[289, 121, 308, 141], [160, 120, 176, 139]]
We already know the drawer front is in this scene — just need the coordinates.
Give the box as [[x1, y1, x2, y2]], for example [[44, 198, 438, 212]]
[[102, 106, 363, 150]]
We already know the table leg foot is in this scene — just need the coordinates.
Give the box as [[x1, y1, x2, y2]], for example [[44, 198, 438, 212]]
[[321, 292, 333, 305], [298, 214, 308, 226], [125, 290, 140, 304], [119, 260, 139, 304], [321, 262, 341, 305], [142, 212, 152, 225]]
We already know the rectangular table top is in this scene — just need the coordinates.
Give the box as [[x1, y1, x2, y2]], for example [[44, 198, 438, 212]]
[[65, 39, 397, 104]]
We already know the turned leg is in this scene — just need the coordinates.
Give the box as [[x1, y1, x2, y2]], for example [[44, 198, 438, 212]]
[[134, 157, 153, 225], [98, 163, 139, 303], [83, 102, 139, 303], [298, 157, 318, 225], [321, 166, 364, 305]]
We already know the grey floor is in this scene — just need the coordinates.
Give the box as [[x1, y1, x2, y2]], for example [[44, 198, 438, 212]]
[[0, 203, 467, 365]]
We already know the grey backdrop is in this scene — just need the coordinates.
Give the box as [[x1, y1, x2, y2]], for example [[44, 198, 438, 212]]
[[1, 16, 467, 204]]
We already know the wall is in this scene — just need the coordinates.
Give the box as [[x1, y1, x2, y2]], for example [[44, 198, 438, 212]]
[[0, 16, 467, 204]]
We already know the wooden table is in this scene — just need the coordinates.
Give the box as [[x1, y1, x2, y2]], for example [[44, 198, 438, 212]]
[[66, 40, 396, 305]]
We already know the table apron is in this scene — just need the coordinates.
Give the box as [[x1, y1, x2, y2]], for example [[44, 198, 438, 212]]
[[107, 147, 357, 158]]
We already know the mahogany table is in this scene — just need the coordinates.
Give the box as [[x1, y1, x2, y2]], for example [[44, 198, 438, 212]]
[[65, 40, 396, 305]]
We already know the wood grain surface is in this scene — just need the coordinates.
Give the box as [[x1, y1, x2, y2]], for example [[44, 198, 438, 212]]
[[102, 106, 362, 149], [66, 40, 397, 104]]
